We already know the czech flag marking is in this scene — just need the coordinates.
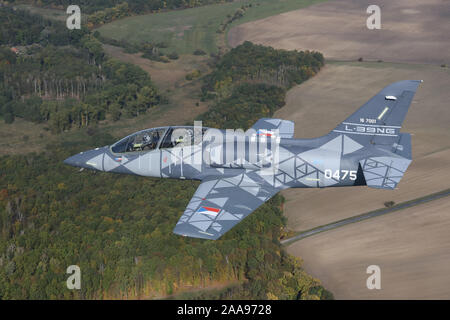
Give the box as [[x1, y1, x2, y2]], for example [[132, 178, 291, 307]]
[[114, 157, 123, 162], [257, 129, 273, 137], [197, 206, 220, 216]]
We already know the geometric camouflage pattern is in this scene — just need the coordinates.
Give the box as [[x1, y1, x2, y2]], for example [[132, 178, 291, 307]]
[[64, 80, 421, 240], [360, 156, 412, 190]]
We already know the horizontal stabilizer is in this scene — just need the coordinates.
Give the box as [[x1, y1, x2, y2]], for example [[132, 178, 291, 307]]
[[360, 156, 411, 190]]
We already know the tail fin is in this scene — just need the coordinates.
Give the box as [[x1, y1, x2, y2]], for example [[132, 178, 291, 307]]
[[392, 132, 412, 160], [332, 80, 422, 145]]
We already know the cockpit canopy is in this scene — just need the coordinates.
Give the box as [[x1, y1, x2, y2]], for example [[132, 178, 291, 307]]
[[111, 126, 208, 154]]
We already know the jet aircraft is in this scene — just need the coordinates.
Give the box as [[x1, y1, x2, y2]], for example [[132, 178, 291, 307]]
[[64, 80, 422, 240]]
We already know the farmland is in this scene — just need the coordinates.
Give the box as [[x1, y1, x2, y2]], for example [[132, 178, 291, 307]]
[[97, 0, 326, 54], [228, 0, 450, 298]]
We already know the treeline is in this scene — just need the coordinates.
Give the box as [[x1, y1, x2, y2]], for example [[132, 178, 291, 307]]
[[0, 45, 103, 100], [18, 0, 238, 26], [199, 83, 286, 129], [87, 2, 130, 27], [216, 4, 249, 34], [199, 41, 324, 129], [203, 41, 324, 100], [20, 0, 235, 14], [0, 8, 161, 132], [95, 32, 197, 63], [0, 130, 331, 300], [0, 45, 160, 131]]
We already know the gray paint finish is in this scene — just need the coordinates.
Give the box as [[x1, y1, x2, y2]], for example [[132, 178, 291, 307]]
[[64, 80, 421, 240]]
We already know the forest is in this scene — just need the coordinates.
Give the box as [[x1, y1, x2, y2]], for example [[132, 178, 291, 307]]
[[0, 44, 330, 299], [202, 41, 324, 99], [0, 4, 331, 300], [0, 108, 332, 300], [200, 41, 324, 129], [0, 85, 331, 299], [0, 7, 161, 132], [200, 83, 286, 129], [0, 136, 331, 299], [0, 6, 88, 46]]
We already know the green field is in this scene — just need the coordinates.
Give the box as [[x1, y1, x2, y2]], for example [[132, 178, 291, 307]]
[[97, 0, 326, 54]]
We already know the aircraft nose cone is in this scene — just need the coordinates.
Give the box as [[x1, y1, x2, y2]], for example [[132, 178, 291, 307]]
[[63, 153, 90, 168], [63, 154, 83, 167], [63, 147, 107, 170]]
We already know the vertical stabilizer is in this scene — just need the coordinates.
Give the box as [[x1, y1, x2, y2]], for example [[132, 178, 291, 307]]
[[331, 80, 422, 145]]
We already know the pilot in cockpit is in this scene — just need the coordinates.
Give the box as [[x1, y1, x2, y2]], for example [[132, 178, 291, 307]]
[[131, 131, 158, 151], [143, 133, 151, 144], [151, 131, 160, 149]]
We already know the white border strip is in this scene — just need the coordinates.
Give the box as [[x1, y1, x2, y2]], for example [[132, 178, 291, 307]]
[[333, 130, 398, 137], [342, 122, 401, 128], [198, 231, 214, 236]]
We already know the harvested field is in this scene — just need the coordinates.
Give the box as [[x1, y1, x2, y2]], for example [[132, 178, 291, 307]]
[[229, 0, 450, 298], [229, 0, 450, 65], [276, 62, 450, 230], [287, 196, 450, 299], [277, 62, 450, 299]]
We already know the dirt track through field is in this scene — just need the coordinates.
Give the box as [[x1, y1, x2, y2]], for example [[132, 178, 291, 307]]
[[101, 45, 210, 136], [281, 189, 450, 246]]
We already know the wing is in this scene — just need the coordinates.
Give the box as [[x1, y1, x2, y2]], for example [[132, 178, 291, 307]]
[[173, 173, 280, 240], [248, 118, 295, 138]]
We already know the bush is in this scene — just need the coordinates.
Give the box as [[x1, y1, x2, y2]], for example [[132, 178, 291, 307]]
[[384, 201, 395, 208], [155, 41, 168, 48], [124, 46, 139, 54], [142, 52, 170, 63], [167, 52, 179, 60], [193, 49, 207, 56], [185, 69, 202, 80], [4, 113, 14, 124]]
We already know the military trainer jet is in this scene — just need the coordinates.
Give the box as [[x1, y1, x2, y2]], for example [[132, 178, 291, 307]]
[[64, 80, 421, 240]]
